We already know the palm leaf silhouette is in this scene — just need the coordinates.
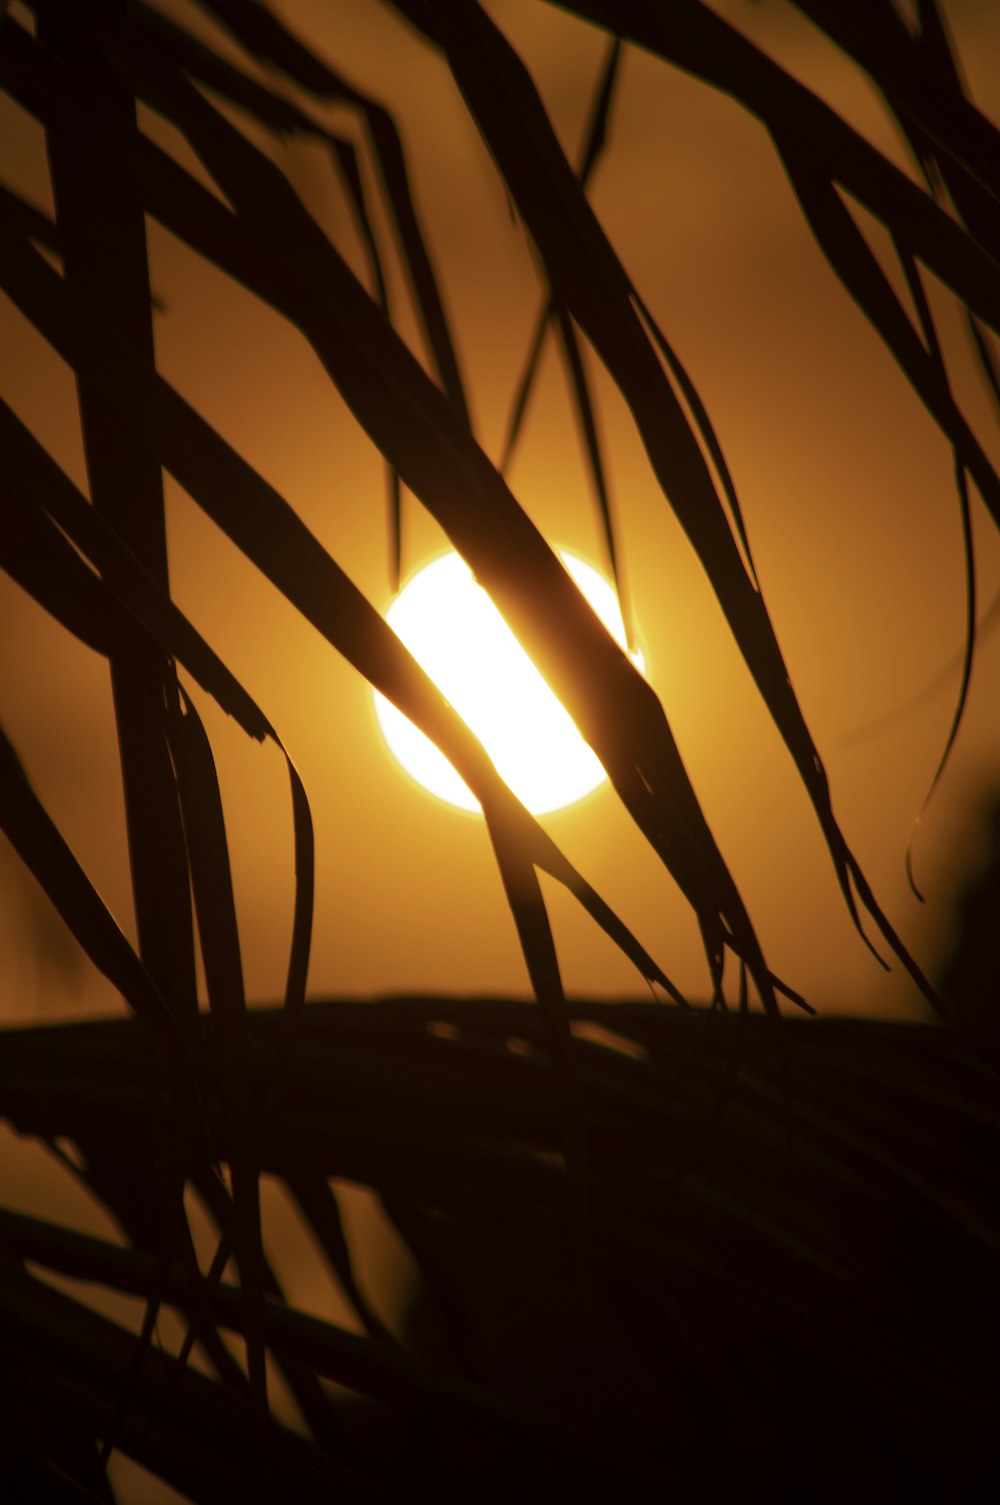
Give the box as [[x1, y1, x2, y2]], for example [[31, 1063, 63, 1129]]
[[1, 0, 999, 1497]]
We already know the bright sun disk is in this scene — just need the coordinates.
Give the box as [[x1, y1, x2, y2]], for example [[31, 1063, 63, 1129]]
[[373, 551, 644, 815]]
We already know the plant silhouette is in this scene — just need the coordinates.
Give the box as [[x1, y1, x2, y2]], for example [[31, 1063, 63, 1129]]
[[1, 0, 999, 1498]]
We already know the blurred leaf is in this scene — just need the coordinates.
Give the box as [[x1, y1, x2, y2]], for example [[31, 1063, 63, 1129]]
[[2, 1000, 998, 1463], [844, 587, 1000, 748], [0, 1202, 646, 1488], [0, 1257, 362, 1501], [890, 244, 977, 896], [789, 0, 1000, 207], [0, 182, 57, 249], [283, 1174, 394, 1343], [490, 834, 589, 1227]]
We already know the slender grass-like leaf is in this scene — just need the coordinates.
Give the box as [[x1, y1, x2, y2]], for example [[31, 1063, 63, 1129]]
[[3, 1002, 998, 1452], [789, 0, 1000, 204], [0, 1262, 362, 1501], [127, 0, 408, 584], [896, 0, 1000, 264], [0, 206, 683, 1008], [846, 1, 1000, 419], [6, 12, 696, 1097], [886, 12, 1000, 424], [552, 300, 629, 639], [2, 400, 315, 1055], [283, 1174, 394, 1343], [398, 0, 939, 1006], [1, 82, 671, 1318], [0, 1206, 656, 1488], [148, 0, 472, 431], [39, 6, 200, 1041], [499, 298, 550, 477], [893, 244, 977, 897], [4, 993, 997, 1488], [777, 149, 995, 697], [630, 286, 760, 588], [161, 1182, 341, 1454], [490, 832, 590, 1235], [2, 488, 153, 664], [4, 4, 1000, 1492], [968, 314, 1000, 411], [1, 396, 316, 1061], [11, 8, 759, 1023], [551, 0, 1000, 333], [117, 0, 791, 1007], [1, 408, 260, 735], [165, 687, 266, 1409], [499, 39, 632, 623]]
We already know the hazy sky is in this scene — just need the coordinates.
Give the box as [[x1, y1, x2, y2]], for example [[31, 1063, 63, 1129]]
[[2, 0, 1000, 1025]]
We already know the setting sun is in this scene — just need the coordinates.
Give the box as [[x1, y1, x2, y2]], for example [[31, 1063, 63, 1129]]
[[373, 551, 643, 814]]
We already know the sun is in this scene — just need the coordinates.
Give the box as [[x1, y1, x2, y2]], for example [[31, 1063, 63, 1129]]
[[373, 551, 643, 815]]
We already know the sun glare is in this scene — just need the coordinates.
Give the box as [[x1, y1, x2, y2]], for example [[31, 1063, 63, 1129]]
[[373, 551, 644, 815]]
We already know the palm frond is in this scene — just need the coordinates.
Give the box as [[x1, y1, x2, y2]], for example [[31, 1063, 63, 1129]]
[[2, 0, 998, 1497]]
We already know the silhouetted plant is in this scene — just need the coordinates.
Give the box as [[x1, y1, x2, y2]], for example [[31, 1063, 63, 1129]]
[[1, 1, 999, 1498], [939, 787, 1000, 1051]]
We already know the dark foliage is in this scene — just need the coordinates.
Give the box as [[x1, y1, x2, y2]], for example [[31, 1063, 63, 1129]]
[[1, 0, 999, 1497]]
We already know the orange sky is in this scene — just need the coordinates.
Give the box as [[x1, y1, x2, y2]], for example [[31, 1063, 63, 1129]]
[[2, 0, 1000, 1025]]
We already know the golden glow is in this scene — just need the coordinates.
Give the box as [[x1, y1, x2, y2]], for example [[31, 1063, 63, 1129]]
[[373, 551, 643, 815]]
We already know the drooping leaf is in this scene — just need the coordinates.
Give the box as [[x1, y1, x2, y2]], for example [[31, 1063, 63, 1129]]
[[549, 0, 1000, 333], [500, 37, 628, 617], [127, 0, 411, 587], [630, 286, 759, 589], [0, 204, 683, 1067], [165, 686, 266, 1410], [552, 299, 632, 645], [828, 0, 1000, 423], [137, 0, 472, 431], [390, 0, 933, 1008], [0, 225, 683, 1234], [0, 1257, 362, 1500], [789, 0, 1000, 209], [283, 1174, 395, 1343], [0, 181, 58, 249], [39, 4, 199, 1038], [890, 243, 977, 896], [0, 396, 316, 1050], [5, 4, 1000, 1493]]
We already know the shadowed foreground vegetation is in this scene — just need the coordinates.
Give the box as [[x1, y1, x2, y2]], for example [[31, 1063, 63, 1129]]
[[1, 0, 999, 1497], [3, 998, 1000, 1498]]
